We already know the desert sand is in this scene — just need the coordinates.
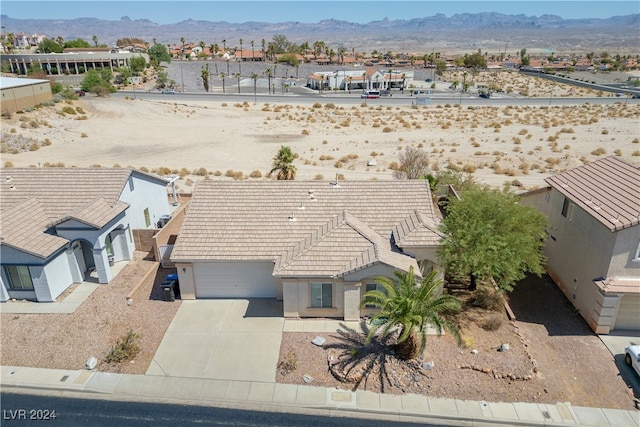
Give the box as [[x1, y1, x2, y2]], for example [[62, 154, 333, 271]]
[[2, 73, 639, 193]]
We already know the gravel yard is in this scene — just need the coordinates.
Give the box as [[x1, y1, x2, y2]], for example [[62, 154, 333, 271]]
[[0, 252, 181, 374], [1, 255, 636, 409], [277, 275, 638, 410]]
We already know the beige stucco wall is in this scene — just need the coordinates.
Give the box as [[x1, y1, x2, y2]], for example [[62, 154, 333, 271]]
[[175, 262, 195, 299], [1, 80, 53, 115], [534, 187, 639, 333]]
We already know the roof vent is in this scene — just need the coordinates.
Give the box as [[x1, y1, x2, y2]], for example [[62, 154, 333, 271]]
[[5, 176, 11, 182], [9, 184, 16, 190], [298, 203, 305, 210], [331, 173, 341, 188], [288, 212, 296, 221]]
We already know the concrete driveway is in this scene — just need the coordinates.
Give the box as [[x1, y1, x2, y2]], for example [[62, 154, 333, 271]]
[[599, 330, 640, 396], [146, 299, 284, 383]]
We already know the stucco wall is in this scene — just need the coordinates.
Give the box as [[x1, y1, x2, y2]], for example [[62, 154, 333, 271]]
[[0, 80, 53, 115], [608, 226, 640, 278], [118, 173, 170, 230]]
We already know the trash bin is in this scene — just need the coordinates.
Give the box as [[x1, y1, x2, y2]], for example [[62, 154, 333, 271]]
[[166, 274, 180, 299], [160, 280, 175, 302]]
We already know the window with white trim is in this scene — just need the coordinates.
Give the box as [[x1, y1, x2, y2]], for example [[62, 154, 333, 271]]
[[310, 283, 332, 308], [633, 241, 640, 262], [4, 265, 34, 290]]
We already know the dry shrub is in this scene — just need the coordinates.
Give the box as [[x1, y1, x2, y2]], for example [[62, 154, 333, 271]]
[[481, 315, 504, 331], [473, 285, 505, 312], [314, 174, 324, 180], [301, 129, 309, 135], [195, 167, 208, 176], [382, 126, 393, 133], [388, 161, 399, 170], [591, 147, 606, 156], [249, 170, 262, 178]]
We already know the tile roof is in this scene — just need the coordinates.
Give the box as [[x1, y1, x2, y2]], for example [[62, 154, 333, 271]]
[[594, 277, 640, 294], [393, 210, 444, 247], [545, 157, 640, 231], [171, 180, 440, 276], [0, 168, 164, 258], [274, 210, 420, 278]]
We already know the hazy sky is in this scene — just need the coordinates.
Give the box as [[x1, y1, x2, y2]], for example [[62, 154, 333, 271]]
[[2, 1, 638, 24]]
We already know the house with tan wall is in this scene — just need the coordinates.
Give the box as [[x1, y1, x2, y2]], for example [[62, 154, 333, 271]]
[[522, 157, 640, 333], [170, 181, 443, 320]]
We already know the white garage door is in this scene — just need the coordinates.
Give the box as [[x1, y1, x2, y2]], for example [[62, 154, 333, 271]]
[[614, 294, 640, 331], [194, 261, 277, 298]]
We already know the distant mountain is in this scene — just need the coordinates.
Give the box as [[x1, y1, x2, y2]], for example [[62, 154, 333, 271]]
[[1, 13, 638, 52]]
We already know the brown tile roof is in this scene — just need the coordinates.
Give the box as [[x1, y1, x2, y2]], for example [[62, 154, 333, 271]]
[[545, 157, 640, 231], [393, 210, 444, 247], [0, 198, 68, 258], [171, 181, 440, 275], [274, 210, 420, 278], [594, 277, 640, 294], [0, 168, 166, 258]]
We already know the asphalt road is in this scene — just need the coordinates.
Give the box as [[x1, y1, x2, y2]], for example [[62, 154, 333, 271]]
[[0, 391, 451, 427], [114, 89, 639, 107]]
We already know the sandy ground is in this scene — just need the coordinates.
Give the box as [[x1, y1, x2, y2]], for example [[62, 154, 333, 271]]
[[1, 73, 639, 191]]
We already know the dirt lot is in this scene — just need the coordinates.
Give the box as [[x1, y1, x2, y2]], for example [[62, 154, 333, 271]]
[[277, 274, 638, 410]]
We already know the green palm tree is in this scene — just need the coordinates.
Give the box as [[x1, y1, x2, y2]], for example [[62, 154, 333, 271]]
[[361, 267, 461, 360], [268, 146, 296, 180]]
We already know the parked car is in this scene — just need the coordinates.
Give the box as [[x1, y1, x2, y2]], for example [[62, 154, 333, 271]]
[[361, 90, 380, 99], [625, 345, 640, 377], [161, 89, 175, 94], [75, 90, 85, 97], [479, 92, 491, 99]]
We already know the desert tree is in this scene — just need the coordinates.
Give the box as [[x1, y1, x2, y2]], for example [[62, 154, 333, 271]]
[[438, 185, 548, 292], [201, 64, 210, 92], [268, 146, 297, 180], [393, 147, 430, 180], [361, 267, 461, 360]]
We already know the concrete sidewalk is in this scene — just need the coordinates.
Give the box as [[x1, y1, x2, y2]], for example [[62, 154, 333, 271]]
[[2, 365, 638, 426]]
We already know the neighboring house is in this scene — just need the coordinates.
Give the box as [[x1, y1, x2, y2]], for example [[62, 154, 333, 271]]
[[523, 157, 640, 333], [0, 168, 171, 302], [171, 181, 443, 321]]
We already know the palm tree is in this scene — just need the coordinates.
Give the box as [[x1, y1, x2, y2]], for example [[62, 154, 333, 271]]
[[235, 72, 241, 94], [251, 72, 258, 102], [92, 35, 98, 47], [268, 146, 297, 180], [221, 72, 226, 94], [238, 38, 243, 74], [250, 40, 255, 62], [361, 267, 461, 360], [180, 37, 185, 59], [265, 68, 272, 94], [261, 38, 266, 61]]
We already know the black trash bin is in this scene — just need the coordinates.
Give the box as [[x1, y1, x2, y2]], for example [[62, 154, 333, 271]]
[[166, 274, 180, 299], [160, 280, 176, 302]]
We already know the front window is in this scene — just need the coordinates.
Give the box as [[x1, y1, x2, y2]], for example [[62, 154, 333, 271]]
[[105, 234, 113, 256], [310, 283, 332, 308], [5, 265, 34, 290]]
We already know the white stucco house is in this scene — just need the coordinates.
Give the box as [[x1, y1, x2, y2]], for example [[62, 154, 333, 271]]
[[523, 156, 640, 333], [171, 180, 444, 320], [0, 168, 171, 302]]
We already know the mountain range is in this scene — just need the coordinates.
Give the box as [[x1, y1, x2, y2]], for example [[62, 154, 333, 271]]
[[1, 12, 639, 53]]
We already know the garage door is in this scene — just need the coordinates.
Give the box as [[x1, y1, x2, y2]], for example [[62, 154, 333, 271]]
[[614, 294, 640, 331], [194, 261, 277, 298]]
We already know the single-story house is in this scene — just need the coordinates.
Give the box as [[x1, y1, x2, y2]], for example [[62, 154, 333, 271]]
[[0, 168, 171, 302], [171, 180, 444, 321], [523, 156, 640, 333]]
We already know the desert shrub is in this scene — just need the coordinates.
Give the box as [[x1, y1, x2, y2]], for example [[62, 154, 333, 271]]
[[388, 161, 399, 170], [460, 335, 474, 349], [194, 167, 208, 176], [614, 149, 622, 156], [312, 102, 322, 109], [314, 174, 324, 180], [156, 166, 171, 175], [382, 126, 393, 133], [105, 330, 141, 364], [4, 161, 14, 167], [301, 129, 309, 135], [278, 350, 298, 376], [473, 285, 504, 312], [633, 138, 639, 144], [29, 143, 40, 151], [601, 129, 609, 135], [80, 133, 88, 138], [42, 138, 52, 146], [76, 106, 85, 114], [591, 147, 606, 156], [61, 106, 76, 115], [249, 170, 262, 178], [481, 315, 504, 331], [225, 169, 235, 177], [632, 151, 640, 156]]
